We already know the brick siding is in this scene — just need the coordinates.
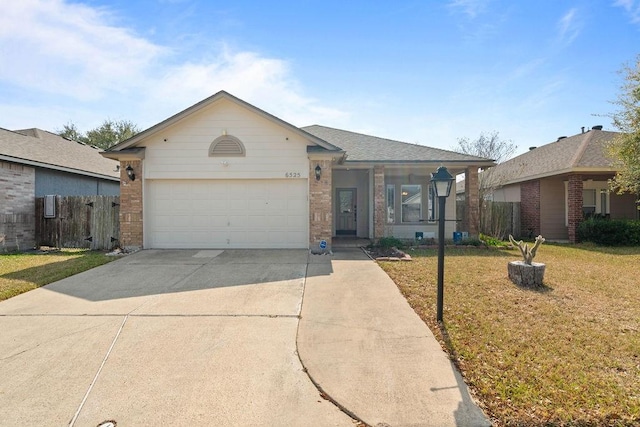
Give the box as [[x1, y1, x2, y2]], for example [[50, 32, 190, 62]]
[[520, 180, 541, 238], [119, 160, 143, 249], [309, 159, 333, 250], [0, 161, 36, 251], [567, 174, 583, 243], [373, 165, 385, 239]]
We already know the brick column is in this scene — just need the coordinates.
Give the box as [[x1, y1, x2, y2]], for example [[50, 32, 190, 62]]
[[520, 180, 540, 238], [373, 165, 385, 239], [0, 161, 35, 251], [309, 159, 332, 250], [119, 160, 143, 250], [567, 174, 583, 243], [464, 167, 480, 237]]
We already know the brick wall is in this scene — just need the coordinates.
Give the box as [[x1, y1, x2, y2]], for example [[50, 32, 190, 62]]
[[309, 159, 332, 250], [119, 161, 143, 249], [464, 167, 479, 236], [0, 161, 36, 251], [567, 174, 583, 243], [520, 180, 540, 238], [373, 165, 385, 239]]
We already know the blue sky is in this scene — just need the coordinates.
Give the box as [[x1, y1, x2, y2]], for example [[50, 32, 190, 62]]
[[1, 0, 638, 157]]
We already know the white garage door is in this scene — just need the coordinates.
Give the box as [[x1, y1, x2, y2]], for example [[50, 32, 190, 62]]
[[145, 179, 308, 249]]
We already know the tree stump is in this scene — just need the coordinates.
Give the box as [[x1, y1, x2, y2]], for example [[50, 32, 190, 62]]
[[508, 261, 545, 288]]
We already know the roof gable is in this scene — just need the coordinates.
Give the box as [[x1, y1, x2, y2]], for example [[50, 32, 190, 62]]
[[106, 91, 341, 153], [490, 129, 619, 186], [302, 125, 495, 164], [0, 128, 119, 180]]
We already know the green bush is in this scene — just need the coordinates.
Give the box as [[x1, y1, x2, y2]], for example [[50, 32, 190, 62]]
[[458, 237, 483, 246], [577, 218, 640, 246], [479, 233, 507, 247], [377, 236, 406, 249]]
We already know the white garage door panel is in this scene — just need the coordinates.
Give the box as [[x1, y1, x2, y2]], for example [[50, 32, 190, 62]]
[[146, 179, 308, 248]]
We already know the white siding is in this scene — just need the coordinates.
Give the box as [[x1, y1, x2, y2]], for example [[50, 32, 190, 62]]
[[140, 98, 312, 249], [143, 98, 310, 180]]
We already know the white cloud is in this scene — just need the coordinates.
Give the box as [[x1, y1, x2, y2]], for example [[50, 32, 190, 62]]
[[447, 0, 491, 19], [138, 47, 350, 128], [0, 0, 349, 130], [0, 0, 166, 100], [614, 0, 640, 23], [557, 8, 583, 46]]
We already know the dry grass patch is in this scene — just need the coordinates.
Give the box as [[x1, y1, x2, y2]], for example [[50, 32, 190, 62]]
[[0, 249, 115, 301], [380, 244, 640, 426]]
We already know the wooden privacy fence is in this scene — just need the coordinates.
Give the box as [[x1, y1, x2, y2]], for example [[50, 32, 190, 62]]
[[35, 196, 120, 250], [456, 200, 521, 240], [479, 201, 520, 240]]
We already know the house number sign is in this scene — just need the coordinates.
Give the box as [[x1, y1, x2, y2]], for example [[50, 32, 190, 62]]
[[285, 172, 301, 178]]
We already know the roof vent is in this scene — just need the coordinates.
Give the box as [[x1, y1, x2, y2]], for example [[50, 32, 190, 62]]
[[557, 136, 567, 141], [529, 146, 537, 151], [592, 125, 603, 131], [209, 135, 246, 157]]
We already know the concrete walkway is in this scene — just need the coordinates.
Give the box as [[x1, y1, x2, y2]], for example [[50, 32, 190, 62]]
[[0, 248, 489, 426], [299, 249, 490, 427]]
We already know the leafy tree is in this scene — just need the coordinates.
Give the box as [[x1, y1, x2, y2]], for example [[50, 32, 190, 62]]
[[57, 119, 140, 150], [608, 55, 640, 203]]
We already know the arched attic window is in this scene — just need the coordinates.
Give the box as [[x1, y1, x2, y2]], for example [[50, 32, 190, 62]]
[[209, 134, 246, 157]]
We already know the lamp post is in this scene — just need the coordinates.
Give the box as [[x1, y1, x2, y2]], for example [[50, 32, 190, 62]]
[[430, 166, 454, 323]]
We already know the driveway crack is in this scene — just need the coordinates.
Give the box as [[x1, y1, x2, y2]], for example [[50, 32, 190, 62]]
[[294, 252, 369, 427], [68, 314, 129, 427]]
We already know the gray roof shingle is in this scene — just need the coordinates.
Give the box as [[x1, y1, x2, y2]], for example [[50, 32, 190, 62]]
[[301, 125, 494, 164], [0, 128, 119, 179], [489, 129, 618, 186]]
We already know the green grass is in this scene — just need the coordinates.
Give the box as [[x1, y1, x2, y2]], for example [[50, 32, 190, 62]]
[[380, 244, 640, 426], [0, 249, 116, 301]]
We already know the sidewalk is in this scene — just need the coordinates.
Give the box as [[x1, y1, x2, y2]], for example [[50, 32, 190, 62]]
[[298, 249, 491, 427]]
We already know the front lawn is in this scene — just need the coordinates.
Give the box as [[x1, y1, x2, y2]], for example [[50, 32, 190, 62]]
[[380, 244, 640, 426], [0, 249, 116, 301]]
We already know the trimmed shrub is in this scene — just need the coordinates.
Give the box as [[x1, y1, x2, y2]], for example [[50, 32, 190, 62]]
[[377, 236, 406, 249], [577, 218, 640, 246]]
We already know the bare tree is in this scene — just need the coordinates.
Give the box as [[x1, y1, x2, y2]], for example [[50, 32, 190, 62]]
[[454, 131, 517, 197], [454, 131, 518, 239]]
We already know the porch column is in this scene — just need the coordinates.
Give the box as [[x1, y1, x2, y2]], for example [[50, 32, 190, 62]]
[[119, 160, 143, 250], [568, 174, 583, 243], [464, 167, 479, 237], [520, 180, 541, 238], [309, 159, 333, 250], [373, 165, 385, 239]]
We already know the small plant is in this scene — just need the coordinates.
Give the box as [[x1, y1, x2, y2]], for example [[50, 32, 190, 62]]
[[377, 236, 406, 249], [509, 234, 545, 265], [480, 233, 507, 247], [458, 237, 483, 246]]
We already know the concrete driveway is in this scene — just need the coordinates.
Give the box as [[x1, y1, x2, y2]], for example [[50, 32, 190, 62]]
[[0, 248, 489, 427], [0, 249, 352, 426]]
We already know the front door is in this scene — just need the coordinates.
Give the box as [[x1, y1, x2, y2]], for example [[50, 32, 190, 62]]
[[336, 188, 357, 235]]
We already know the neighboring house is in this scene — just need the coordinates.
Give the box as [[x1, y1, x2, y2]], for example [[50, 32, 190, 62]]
[[102, 91, 494, 250], [487, 126, 639, 243], [0, 128, 120, 251]]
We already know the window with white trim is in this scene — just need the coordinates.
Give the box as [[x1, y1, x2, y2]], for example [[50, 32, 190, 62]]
[[401, 185, 421, 223], [583, 189, 596, 218], [428, 185, 437, 221], [386, 185, 395, 224]]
